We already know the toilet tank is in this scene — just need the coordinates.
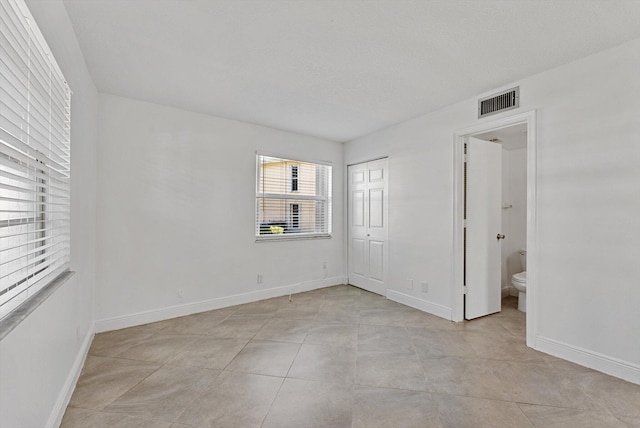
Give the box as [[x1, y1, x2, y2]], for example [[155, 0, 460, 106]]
[[519, 249, 527, 270]]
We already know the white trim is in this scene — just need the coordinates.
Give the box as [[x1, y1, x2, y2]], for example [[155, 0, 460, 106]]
[[46, 325, 94, 428], [94, 277, 346, 333], [255, 150, 333, 167], [536, 335, 640, 385], [452, 111, 538, 347], [386, 289, 452, 320]]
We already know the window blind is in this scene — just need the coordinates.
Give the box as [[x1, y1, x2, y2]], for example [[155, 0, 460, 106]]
[[256, 155, 332, 239], [0, 0, 71, 319]]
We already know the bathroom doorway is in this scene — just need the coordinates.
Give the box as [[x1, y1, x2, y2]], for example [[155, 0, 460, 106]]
[[452, 111, 538, 346]]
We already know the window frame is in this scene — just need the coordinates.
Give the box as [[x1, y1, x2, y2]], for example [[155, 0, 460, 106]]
[[0, 0, 72, 321], [255, 153, 332, 241]]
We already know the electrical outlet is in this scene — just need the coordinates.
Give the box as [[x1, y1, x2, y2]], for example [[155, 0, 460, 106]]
[[322, 261, 327, 269], [421, 282, 429, 293], [407, 278, 414, 290], [257, 274, 263, 284], [178, 287, 184, 300]]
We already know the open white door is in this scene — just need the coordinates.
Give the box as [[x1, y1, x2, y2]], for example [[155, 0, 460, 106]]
[[348, 159, 388, 295], [465, 137, 503, 319]]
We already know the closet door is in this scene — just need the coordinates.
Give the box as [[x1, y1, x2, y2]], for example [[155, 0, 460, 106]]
[[348, 158, 388, 295]]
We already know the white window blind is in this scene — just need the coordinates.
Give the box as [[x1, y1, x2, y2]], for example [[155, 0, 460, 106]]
[[256, 155, 332, 239], [0, 0, 71, 319]]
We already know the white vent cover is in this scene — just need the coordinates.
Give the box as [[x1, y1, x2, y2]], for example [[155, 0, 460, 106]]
[[478, 87, 519, 118]]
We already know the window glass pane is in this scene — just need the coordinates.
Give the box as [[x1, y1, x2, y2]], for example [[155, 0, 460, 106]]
[[256, 155, 331, 238]]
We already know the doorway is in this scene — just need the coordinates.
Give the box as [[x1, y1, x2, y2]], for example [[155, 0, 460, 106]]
[[347, 158, 389, 296], [452, 111, 537, 346]]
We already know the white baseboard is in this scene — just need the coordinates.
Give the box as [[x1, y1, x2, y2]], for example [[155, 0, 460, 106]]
[[535, 335, 640, 385], [95, 277, 346, 333], [46, 325, 94, 428], [386, 289, 452, 320]]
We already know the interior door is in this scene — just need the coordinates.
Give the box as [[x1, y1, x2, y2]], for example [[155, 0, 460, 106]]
[[465, 137, 503, 319], [348, 158, 388, 295]]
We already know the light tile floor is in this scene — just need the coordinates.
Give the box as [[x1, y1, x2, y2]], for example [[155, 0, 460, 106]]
[[62, 285, 640, 428]]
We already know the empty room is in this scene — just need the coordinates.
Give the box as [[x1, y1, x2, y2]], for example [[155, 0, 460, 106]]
[[1, 0, 639, 427]]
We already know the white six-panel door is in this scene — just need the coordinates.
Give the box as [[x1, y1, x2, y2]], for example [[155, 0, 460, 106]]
[[465, 137, 503, 319], [348, 158, 388, 295]]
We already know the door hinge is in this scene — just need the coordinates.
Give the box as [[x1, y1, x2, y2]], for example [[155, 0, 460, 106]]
[[464, 154, 469, 163], [464, 219, 469, 228], [463, 286, 469, 295]]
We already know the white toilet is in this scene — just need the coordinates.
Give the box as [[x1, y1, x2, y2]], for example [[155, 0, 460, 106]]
[[511, 249, 527, 312]]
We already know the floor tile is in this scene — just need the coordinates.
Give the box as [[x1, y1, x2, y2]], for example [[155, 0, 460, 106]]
[[518, 403, 628, 428], [113, 334, 199, 363], [315, 307, 360, 324], [153, 311, 228, 335], [206, 315, 269, 339], [357, 324, 413, 353], [69, 356, 160, 410], [63, 287, 640, 428], [571, 371, 640, 417], [420, 356, 510, 400], [225, 340, 300, 376], [262, 378, 353, 428], [352, 386, 440, 428], [177, 371, 283, 428], [304, 323, 358, 346], [493, 361, 602, 410], [359, 307, 408, 326], [409, 327, 475, 358], [435, 394, 533, 428], [253, 318, 313, 343], [103, 365, 219, 421], [165, 337, 248, 369], [60, 407, 172, 428], [288, 343, 356, 383], [89, 327, 157, 358], [356, 348, 428, 391]]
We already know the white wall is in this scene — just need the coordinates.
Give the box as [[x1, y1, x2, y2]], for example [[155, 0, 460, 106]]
[[95, 94, 344, 328], [501, 147, 527, 293], [0, 1, 98, 427], [344, 38, 640, 382]]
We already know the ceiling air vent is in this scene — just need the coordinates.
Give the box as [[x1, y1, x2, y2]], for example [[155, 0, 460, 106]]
[[478, 87, 519, 118]]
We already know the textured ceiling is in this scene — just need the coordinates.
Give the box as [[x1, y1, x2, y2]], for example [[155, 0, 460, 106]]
[[61, 0, 640, 142]]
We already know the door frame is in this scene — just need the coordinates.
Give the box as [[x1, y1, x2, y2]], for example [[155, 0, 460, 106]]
[[451, 110, 537, 347], [347, 157, 389, 296]]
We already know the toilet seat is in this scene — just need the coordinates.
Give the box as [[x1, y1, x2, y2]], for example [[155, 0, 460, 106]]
[[512, 271, 526, 283]]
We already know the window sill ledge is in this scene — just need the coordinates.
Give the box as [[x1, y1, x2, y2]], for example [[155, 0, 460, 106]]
[[0, 270, 75, 342], [256, 234, 332, 243]]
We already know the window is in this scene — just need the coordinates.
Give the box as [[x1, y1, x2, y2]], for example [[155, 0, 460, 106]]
[[290, 165, 299, 192], [256, 155, 331, 239], [289, 203, 300, 229], [0, 0, 71, 319]]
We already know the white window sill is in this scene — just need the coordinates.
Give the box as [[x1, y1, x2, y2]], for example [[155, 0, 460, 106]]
[[0, 270, 75, 341], [255, 234, 332, 243]]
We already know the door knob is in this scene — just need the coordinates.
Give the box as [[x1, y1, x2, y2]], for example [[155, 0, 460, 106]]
[[497, 234, 505, 240]]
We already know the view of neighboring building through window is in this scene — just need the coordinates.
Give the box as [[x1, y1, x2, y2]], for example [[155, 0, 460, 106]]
[[0, 0, 72, 319], [256, 155, 332, 238], [290, 164, 299, 192]]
